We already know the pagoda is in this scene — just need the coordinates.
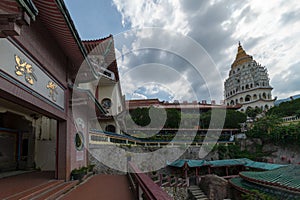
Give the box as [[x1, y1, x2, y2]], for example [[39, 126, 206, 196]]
[[224, 42, 275, 112]]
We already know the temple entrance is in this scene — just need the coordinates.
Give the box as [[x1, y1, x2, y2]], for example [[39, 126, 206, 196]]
[[0, 99, 57, 176]]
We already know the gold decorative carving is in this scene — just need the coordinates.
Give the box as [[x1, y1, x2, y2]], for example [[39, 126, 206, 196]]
[[46, 81, 58, 102], [14, 55, 37, 85]]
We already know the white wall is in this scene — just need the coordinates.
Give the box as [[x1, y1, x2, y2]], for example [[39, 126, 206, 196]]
[[98, 82, 124, 116]]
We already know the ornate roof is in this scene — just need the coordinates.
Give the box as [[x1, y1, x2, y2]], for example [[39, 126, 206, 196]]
[[239, 165, 300, 193], [231, 42, 253, 69], [230, 165, 300, 198], [82, 35, 120, 81]]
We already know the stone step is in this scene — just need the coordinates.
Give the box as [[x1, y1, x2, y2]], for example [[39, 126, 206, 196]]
[[192, 191, 205, 195], [6, 180, 64, 200], [32, 180, 78, 200], [189, 185, 200, 189], [188, 186, 208, 200], [194, 194, 207, 198]]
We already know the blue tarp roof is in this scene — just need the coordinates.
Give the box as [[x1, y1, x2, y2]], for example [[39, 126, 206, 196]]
[[167, 158, 287, 171]]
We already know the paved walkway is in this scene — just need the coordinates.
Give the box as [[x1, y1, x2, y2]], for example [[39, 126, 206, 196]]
[[60, 174, 134, 200], [0, 171, 54, 199]]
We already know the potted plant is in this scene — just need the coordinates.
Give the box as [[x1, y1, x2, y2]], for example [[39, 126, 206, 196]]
[[81, 166, 88, 175], [71, 167, 85, 181], [88, 164, 95, 173]]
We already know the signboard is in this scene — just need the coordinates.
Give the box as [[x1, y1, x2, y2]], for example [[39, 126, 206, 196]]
[[0, 38, 65, 109]]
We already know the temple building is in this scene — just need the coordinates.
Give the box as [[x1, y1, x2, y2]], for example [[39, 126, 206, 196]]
[[77, 35, 126, 135], [224, 42, 275, 112], [0, 0, 123, 181]]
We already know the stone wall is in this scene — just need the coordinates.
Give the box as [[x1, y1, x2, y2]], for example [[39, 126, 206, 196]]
[[88, 144, 222, 175], [199, 174, 230, 200]]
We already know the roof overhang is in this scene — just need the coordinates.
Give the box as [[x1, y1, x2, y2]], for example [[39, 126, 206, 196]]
[[70, 86, 107, 118], [32, 0, 98, 83]]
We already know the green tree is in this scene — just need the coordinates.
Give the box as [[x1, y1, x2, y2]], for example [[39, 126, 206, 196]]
[[246, 106, 262, 119], [165, 108, 181, 128], [224, 109, 247, 128], [200, 109, 246, 129], [247, 115, 282, 141], [129, 107, 151, 126], [267, 98, 300, 117]]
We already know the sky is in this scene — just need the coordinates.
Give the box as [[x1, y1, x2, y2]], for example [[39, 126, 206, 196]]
[[65, 0, 300, 103]]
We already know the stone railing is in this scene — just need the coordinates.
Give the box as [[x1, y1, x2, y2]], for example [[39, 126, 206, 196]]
[[89, 129, 235, 147], [282, 115, 300, 123]]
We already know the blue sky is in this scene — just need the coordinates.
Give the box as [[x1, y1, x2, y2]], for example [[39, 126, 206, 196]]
[[65, 0, 300, 103], [65, 0, 129, 39]]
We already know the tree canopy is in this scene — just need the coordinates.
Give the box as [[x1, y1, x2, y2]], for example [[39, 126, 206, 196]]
[[267, 98, 300, 117], [127, 107, 246, 129]]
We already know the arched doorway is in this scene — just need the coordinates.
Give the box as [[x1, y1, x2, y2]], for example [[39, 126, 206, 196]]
[[105, 125, 116, 133]]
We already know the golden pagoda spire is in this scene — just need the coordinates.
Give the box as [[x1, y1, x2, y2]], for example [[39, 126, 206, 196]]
[[231, 42, 253, 69]]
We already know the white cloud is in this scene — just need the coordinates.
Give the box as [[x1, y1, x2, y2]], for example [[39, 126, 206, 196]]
[[131, 93, 147, 100], [112, 0, 300, 101], [227, 0, 300, 99], [112, 0, 190, 35]]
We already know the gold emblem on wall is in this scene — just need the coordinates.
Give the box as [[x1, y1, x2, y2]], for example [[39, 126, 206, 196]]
[[46, 81, 58, 102], [14, 55, 37, 85]]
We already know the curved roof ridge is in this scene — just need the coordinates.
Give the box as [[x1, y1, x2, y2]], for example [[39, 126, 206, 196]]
[[82, 34, 113, 43]]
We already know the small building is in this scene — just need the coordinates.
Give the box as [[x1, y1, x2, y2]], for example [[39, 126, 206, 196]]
[[224, 42, 275, 112]]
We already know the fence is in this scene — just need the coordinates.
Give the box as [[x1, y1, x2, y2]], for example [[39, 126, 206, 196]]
[[127, 161, 173, 200]]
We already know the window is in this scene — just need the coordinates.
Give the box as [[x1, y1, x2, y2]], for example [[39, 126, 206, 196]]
[[105, 125, 116, 133], [265, 105, 269, 110], [75, 132, 84, 151], [101, 98, 112, 109], [245, 95, 251, 102]]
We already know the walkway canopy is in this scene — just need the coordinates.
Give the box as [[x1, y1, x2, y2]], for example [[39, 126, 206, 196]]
[[167, 158, 287, 171]]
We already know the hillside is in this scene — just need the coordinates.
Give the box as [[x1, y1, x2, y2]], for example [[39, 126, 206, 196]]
[[267, 97, 300, 117], [274, 94, 300, 106]]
